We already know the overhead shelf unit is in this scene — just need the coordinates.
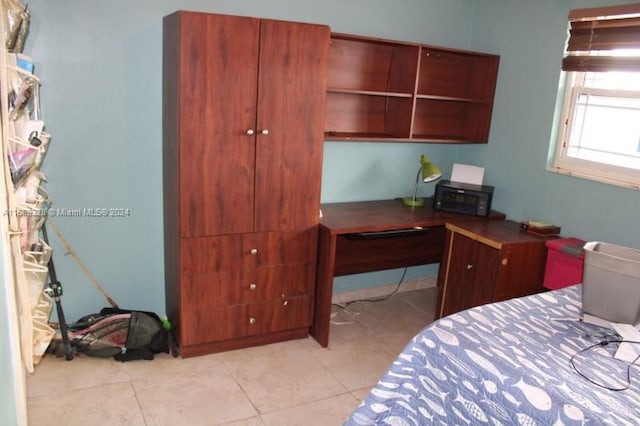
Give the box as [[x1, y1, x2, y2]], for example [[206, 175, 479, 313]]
[[324, 33, 500, 143]]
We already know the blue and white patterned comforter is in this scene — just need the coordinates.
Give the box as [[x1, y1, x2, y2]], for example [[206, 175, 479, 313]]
[[345, 285, 640, 425]]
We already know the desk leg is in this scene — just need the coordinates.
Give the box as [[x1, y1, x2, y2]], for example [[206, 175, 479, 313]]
[[311, 227, 335, 347]]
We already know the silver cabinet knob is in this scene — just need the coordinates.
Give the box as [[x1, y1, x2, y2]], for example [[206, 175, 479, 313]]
[[283, 300, 288, 306], [260, 129, 269, 135], [466, 264, 473, 270], [249, 283, 257, 290], [246, 129, 255, 135], [250, 248, 258, 255], [249, 317, 256, 324]]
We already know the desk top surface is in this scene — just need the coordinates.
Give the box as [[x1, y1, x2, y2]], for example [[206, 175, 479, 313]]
[[320, 198, 506, 235]]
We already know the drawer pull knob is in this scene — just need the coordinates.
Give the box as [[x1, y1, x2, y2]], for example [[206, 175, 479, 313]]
[[261, 129, 269, 135], [246, 129, 255, 135], [466, 264, 473, 270], [283, 300, 288, 306], [250, 248, 258, 255], [249, 283, 257, 290], [249, 317, 256, 324]]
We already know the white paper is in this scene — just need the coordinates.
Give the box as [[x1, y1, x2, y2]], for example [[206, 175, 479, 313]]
[[451, 163, 484, 185], [609, 322, 640, 363]]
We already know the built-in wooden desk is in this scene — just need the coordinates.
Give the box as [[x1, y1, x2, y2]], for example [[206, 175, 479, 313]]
[[310, 199, 505, 347]]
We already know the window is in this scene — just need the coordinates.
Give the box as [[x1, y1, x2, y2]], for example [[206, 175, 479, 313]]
[[551, 4, 640, 189]]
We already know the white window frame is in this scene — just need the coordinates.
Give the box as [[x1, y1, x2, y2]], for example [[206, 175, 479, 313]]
[[550, 71, 640, 190]]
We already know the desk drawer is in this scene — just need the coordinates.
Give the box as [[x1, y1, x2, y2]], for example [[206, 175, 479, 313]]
[[180, 296, 312, 344], [181, 229, 317, 273], [182, 263, 314, 308], [334, 226, 445, 276]]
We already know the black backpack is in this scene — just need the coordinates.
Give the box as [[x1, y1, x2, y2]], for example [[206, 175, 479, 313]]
[[70, 308, 177, 361]]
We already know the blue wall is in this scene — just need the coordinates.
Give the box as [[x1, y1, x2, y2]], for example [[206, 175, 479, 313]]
[[19, 0, 639, 326], [4, 0, 640, 421], [461, 0, 640, 248], [0, 243, 24, 425], [24, 0, 475, 324]]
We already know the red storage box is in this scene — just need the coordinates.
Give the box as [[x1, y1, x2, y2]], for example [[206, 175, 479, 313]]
[[543, 238, 585, 290]]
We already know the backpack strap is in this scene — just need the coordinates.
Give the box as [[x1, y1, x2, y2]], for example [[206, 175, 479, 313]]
[[113, 347, 155, 362]]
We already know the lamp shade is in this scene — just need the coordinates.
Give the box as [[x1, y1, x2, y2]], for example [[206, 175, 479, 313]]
[[402, 154, 442, 207], [420, 155, 442, 183]]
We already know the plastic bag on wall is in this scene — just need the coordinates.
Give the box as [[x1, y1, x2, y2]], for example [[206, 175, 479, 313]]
[[3, 0, 29, 53], [8, 67, 35, 120]]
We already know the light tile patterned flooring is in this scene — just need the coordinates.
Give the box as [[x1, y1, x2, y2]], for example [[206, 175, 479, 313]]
[[27, 287, 437, 425]]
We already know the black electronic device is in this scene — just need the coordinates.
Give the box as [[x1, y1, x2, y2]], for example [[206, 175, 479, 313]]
[[433, 179, 494, 216]]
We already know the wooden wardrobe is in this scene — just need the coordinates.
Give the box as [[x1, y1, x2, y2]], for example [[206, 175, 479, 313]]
[[162, 11, 329, 357]]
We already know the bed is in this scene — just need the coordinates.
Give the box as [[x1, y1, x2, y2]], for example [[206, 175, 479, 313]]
[[345, 285, 640, 425]]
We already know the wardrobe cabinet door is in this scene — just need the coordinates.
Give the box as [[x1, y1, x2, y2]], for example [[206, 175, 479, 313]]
[[176, 13, 259, 238], [254, 20, 330, 232]]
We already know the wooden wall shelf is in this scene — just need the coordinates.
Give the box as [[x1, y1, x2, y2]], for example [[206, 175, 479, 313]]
[[324, 33, 500, 144]]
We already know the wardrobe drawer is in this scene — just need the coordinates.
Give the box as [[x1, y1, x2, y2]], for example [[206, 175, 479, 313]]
[[180, 296, 312, 344], [182, 263, 315, 308], [180, 229, 318, 273]]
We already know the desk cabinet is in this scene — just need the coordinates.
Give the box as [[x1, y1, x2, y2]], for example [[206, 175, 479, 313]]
[[311, 200, 506, 347], [163, 11, 329, 357], [437, 220, 553, 318]]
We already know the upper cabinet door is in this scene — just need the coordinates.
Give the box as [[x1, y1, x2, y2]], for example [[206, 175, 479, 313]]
[[254, 20, 330, 232], [177, 13, 259, 238]]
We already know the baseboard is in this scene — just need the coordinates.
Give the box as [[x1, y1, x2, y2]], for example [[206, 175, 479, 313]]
[[332, 276, 437, 304]]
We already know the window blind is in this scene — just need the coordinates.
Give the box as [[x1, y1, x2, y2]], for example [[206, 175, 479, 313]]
[[563, 3, 640, 72]]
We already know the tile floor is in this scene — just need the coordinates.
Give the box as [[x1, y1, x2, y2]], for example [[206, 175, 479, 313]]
[[26, 287, 437, 426]]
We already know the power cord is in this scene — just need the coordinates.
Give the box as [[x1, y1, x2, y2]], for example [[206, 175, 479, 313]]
[[570, 339, 640, 391], [331, 267, 409, 311]]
